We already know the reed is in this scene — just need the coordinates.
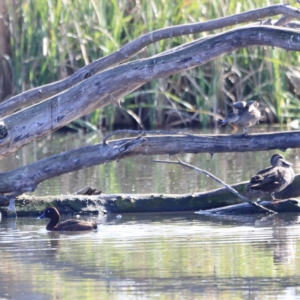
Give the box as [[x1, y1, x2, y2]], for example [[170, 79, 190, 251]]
[[6, 0, 300, 129]]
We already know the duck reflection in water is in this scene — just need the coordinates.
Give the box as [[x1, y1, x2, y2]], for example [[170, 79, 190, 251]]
[[246, 154, 294, 201], [220, 100, 261, 136], [37, 207, 98, 231]]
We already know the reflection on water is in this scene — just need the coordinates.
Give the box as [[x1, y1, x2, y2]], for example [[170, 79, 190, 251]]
[[1, 212, 300, 299], [1, 129, 300, 298], [0, 130, 299, 196]]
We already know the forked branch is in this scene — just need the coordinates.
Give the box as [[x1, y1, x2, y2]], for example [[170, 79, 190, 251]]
[[153, 157, 276, 214]]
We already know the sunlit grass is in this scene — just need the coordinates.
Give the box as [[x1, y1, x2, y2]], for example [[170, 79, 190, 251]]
[[6, 0, 300, 129]]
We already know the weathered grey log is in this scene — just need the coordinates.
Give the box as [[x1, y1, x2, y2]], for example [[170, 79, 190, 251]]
[[0, 135, 146, 194], [1, 4, 300, 118], [2, 26, 300, 158], [0, 132, 300, 195]]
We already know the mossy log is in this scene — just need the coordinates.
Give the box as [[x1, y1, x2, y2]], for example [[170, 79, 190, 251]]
[[0, 188, 243, 217], [1, 174, 300, 216]]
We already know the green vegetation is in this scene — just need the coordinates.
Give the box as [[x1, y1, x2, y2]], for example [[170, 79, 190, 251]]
[[6, 0, 300, 129]]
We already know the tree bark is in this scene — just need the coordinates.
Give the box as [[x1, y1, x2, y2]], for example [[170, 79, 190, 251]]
[[1, 26, 300, 158], [1, 4, 300, 117], [0, 176, 299, 216], [1, 5, 300, 214], [1, 131, 300, 194]]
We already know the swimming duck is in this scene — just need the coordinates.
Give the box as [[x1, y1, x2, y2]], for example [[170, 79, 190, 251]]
[[37, 207, 98, 231], [246, 154, 294, 201], [220, 100, 261, 136]]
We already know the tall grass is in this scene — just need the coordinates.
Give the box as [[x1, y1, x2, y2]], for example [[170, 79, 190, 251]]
[[6, 0, 300, 129]]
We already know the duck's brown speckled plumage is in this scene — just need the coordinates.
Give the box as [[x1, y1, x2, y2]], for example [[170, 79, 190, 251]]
[[220, 100, 261, 136], [246, 154, 294, 201], [37, 207, 98, 231]]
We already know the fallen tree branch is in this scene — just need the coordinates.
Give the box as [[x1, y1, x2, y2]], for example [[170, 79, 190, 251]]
[[0, 135, 146, 194], [102, 129, 185, 144], [198, 199, 300, 215], [1, 175, 300, 216], [0, 131, 300, 195], [2, 26, 300, 158], [153, 157, 276, 214], [2, 4, 300, 118]]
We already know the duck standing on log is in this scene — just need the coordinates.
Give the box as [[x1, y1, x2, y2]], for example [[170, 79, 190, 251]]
[[246, 154, 295, 201], [220, 100, 261, 136]]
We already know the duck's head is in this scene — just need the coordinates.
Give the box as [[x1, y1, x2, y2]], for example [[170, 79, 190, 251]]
[[270, 154, 292, 167], [37, 207, 60, 220]]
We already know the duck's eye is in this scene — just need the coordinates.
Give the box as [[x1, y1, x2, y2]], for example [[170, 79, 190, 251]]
[[47, 210, 50, 213]]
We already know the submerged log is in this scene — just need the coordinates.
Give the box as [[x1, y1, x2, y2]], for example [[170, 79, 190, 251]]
[[198, 199, 300, 215], [0, 190, 242, 217], [1, 175, 300, 216]]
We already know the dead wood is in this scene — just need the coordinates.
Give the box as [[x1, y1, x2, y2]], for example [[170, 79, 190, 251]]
[[1, 5, 300, 214], [1, 183, 300, 216], [1, 151, 300, 215], [199, 199, 300, 215], [1, 25, 300, 158], [0, 135, 145, 195], [1, 4, 300, 118], [0, 131, 300, 195], [153, 157, 276, 214]]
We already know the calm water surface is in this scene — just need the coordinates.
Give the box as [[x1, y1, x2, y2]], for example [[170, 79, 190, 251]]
[[1, 212, 300, 299], [1, 129, 300, 299]]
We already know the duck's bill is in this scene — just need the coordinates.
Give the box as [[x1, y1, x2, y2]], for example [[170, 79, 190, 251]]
[[219, 120, 228, 126], [283, 160, 292, 166], [37, 213, 45, 220]]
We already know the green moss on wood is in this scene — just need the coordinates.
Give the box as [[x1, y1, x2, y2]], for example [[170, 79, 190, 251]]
[[0, 177, 299, 216]]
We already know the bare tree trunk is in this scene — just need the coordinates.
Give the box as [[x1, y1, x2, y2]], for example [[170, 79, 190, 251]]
[[0, 26, 300, 158], [1, 4, 300, 117]]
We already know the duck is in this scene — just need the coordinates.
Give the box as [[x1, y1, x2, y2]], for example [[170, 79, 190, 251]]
[[220, 100, 261, 136], [246, 154, 294, 201], [37, 207, 98, 231]]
